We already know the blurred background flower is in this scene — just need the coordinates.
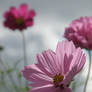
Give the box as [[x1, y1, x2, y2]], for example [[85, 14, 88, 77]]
[[3, 4, 35, 30], [2, 3, 36, 92], [64, 16, 92, 92], [64, 16, 92, 50]]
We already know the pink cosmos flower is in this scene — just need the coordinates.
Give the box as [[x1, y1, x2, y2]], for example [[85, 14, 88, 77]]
[[64, 16, 92, 50], [3, 4, 36, 31], [22, 41, 86, 92]]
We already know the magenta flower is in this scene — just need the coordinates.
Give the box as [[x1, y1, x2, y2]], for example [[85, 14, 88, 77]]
[[3, 4, 36, 31], [22, 41, 86, 92], [64, 16, 92, 50]]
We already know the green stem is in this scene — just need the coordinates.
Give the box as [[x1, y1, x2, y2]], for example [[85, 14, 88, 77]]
[[83, 50, 91, 92], [0, 57, 19, 92], [0, 72, 10, 92], [21, 32, 27, 66], [21, 32, 28, 88]]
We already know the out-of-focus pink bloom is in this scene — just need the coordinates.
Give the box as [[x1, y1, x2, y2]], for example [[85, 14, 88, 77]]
[[64, 16, 92, 50], [3, 4, 36, 31], [22, 41, 86, 92]]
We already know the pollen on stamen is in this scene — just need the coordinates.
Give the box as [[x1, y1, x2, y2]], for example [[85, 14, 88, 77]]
[[53, 74, 64, 86]]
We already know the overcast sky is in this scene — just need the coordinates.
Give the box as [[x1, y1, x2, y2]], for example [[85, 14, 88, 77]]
[[0, 0, 92, 91], [0, 0, 92, 63]]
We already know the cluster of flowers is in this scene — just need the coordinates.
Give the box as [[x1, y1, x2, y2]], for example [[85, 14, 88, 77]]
[[3, 3, 92, 92]]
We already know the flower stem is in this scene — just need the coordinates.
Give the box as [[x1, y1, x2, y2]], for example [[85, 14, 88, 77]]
[[21, 32, 28, 88], [83, 50, 91, 92], [0, 56, 19, 92], [21, 32, 27, 66]]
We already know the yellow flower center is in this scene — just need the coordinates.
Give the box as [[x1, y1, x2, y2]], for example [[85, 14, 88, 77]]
[[53, 74, 64, 86], [16, 18, 24, 25]]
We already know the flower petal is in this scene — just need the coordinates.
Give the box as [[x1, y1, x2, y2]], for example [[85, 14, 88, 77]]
[[56, 41, 76, 74], [64, 54, 73, 74], [37, 53, 54, 77], [54, 87, 71, 92], [22, 64, 52, 84], [70, 47, 86, 72], [19, 4, 28, 16], [28, 10, 36, 18], [63, 65, 77, 85], [10, 7, 18, 18], [29, 84, 55, 92], [37, 50, 60, 76]]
